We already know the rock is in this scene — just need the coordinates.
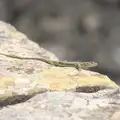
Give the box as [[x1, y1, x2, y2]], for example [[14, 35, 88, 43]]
[[0, 90, 120, 120], [0, 21, 119, 120]]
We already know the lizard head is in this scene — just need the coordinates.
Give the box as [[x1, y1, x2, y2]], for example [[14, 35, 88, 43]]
[[77, 61, 98, 70]]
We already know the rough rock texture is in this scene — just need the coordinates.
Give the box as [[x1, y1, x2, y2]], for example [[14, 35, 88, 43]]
[[0, 90, 120, 120], [0, 21, 58, 74], [0, 21, 120, 120]]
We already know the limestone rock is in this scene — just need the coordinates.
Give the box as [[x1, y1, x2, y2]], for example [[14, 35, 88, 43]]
[[0, 21, 119, 120]]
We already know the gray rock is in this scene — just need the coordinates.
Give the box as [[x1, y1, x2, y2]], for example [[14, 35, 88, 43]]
[[0, 89, 120, 120]]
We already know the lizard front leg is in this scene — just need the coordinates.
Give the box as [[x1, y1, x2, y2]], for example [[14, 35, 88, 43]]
[[74, 63, 81, 71]]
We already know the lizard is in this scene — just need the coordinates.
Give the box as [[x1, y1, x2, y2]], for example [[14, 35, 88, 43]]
[[0, 52, 98, 70]]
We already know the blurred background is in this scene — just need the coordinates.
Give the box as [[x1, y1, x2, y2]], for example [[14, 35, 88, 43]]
[[1, 0, 120, 84]]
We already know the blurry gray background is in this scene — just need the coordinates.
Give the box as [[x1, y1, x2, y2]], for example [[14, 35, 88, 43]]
[[1, 0, 120, 83]]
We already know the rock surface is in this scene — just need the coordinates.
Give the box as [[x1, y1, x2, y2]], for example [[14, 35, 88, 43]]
[[0, 90, 120, 120], [0, 21, 119, 120]]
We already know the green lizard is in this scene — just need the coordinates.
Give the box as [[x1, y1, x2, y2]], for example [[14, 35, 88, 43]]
[[0, 52, 98, 70]]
